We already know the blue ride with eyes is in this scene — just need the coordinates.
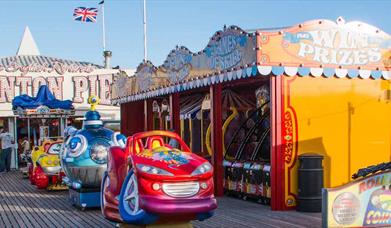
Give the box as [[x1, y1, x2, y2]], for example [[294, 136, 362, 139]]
[[61, 96, 126, 210]]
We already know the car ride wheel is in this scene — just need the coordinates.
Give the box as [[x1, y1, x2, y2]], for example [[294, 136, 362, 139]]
[[119, 170, 158, 224], [123, 172, 140, 215], [101, 171, 109, 215]]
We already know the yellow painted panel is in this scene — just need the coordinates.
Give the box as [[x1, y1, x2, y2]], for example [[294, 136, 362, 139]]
[[287, 76, 391, 196]]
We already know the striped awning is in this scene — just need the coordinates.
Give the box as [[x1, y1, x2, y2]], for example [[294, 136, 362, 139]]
[[222, 89, 255, 111], [180, 95, 204, 119], [0, 55, 102, 68], [112, 65, 391, 104]]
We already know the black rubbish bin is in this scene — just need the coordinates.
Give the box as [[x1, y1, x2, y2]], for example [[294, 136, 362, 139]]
[[297, 153, 324, 212]]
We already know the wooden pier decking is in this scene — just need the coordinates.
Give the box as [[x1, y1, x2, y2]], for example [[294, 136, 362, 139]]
[[0, 171, 321, 228]]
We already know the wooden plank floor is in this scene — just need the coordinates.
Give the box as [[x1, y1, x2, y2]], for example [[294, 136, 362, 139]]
[[195, 197, 321, 228], [0, 171, 321, 228]]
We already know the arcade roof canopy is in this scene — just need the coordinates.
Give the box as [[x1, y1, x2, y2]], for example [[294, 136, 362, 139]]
[[112, 17, 391, 104]]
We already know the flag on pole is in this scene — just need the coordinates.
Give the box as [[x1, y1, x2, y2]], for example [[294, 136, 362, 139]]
[[73, 7, 98, 23]]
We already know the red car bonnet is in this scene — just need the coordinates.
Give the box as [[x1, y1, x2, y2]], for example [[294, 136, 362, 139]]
[[131, 151, 210, 177]]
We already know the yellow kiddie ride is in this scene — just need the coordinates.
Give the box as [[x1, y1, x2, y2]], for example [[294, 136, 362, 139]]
[[28, 138, 67, 190]]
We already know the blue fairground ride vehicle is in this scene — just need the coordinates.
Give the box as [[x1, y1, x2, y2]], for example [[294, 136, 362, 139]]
[[60, 96, 127, 210]]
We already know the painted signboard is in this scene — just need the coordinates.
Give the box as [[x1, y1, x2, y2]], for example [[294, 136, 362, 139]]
[[322, 171, 391, 227], [113, 19, 391, 103], [112, 25, 256, 98], [163, 47, 193, 83], [0, 61, 95, 76], [161, 26, 256, 84], [257, 18, 391, 70], [0, 73, 114, 105], [135, 61, 157, 91]]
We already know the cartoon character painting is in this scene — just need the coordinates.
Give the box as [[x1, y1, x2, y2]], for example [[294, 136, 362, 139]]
[[101, 130, 217, 224], [61, 96, 126, 209], [364, 186, 391, 226]]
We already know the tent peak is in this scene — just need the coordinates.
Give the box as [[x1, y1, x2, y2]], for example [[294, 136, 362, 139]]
[[16, 26, 40, 56]]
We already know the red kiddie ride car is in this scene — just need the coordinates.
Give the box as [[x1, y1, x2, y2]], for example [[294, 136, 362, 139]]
[[101, 130, 217, 224]]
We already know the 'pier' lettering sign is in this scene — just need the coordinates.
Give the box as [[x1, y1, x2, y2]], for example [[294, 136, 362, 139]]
[[0, 74, 113, 105]]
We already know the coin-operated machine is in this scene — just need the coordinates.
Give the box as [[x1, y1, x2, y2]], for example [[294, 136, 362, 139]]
[[61, 96, 127, 210]]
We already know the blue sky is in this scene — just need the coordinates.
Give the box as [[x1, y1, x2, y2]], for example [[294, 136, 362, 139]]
[[0, 0, 390, 69]]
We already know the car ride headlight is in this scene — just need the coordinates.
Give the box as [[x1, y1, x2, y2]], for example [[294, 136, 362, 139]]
[[67, 135, 87, 157], [191, 162, 212, 176], [90, 143, 109, 164], [136, 164, 173, 176], [112, 132, 127, 148]]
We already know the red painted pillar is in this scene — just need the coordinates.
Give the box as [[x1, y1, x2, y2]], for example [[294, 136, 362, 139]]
[[144, 99, 153, 131], [169, 93, 180, 134], [210, 84, 224, 197], [121, 101, 144, 136], [271, 76, 285, 210], [120, 103, 129, 136]]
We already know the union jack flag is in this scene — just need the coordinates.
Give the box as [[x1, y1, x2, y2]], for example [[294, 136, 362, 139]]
[[73, 7, 98, 23]]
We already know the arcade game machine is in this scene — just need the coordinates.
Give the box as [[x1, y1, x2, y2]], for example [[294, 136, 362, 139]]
[[204, 90, 254, 161], [220, 89, 255, 154], [223, 86, 271, 204], [240, 86, 271, 204], [61, 96, 127, 210], [196, 89, 255, 193]]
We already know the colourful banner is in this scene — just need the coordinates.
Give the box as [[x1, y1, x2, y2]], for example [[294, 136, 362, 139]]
[[112, 25, 256, 98], [323, 171, 391, 227], [257, 18, 391, 70]]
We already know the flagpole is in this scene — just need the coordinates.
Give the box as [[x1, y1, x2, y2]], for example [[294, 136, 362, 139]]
[[101, 2, 106, 52], [143, 0, 147, 61]]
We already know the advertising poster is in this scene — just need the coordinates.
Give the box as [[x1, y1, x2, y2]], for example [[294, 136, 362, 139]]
[[39, 126, 49, 139], [323, 171, 391, 227]]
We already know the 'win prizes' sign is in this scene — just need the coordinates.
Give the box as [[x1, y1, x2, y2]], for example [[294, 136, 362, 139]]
[[258, 19, 391, 70]]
